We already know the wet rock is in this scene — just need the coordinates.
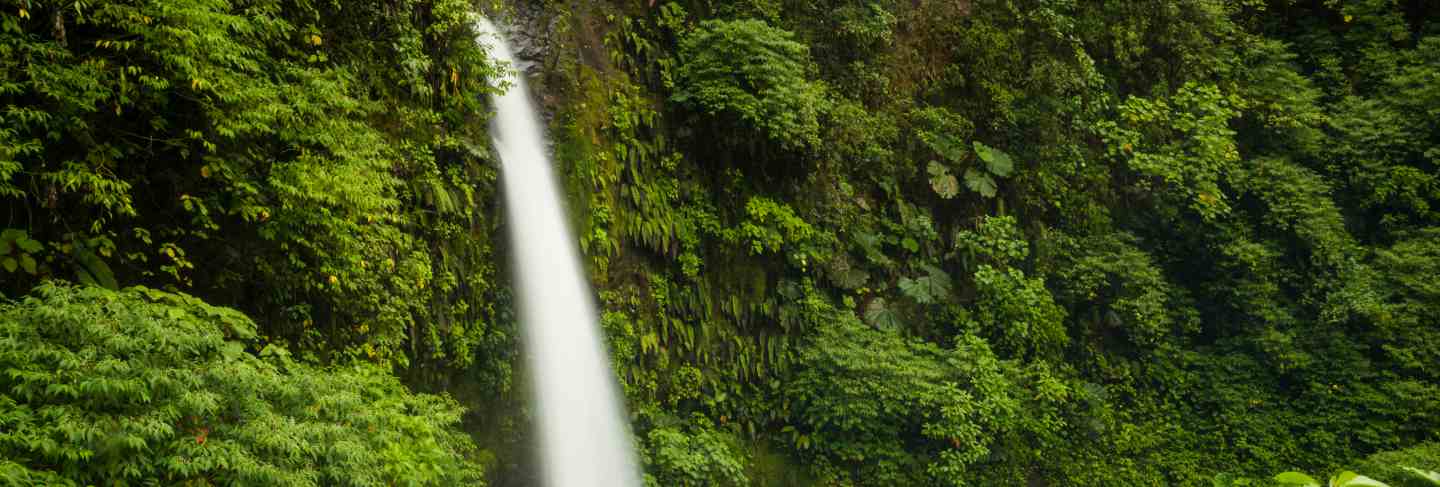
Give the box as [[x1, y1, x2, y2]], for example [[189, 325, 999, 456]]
[[504, 1, 556, 79]]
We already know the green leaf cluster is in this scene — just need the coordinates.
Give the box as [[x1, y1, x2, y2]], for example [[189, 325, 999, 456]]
[[672, 19, 828, 149], [0, 284, 485, 485]]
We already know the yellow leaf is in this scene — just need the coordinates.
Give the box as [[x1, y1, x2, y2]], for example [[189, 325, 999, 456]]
[[309, 34, 322, 46], [200, 166, 210, 178], [191, 79, 200, 90], [1344, 14, 1353, 23], [18, 8, 28, 19], [451, 67, 459, 85], [328, 275, 339, 285]]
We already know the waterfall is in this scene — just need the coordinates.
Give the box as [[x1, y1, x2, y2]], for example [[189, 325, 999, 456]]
[[477, 18, 642, 487]]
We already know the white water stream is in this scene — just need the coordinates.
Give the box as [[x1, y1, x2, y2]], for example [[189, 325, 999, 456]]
[[477, 18, 641, 487]]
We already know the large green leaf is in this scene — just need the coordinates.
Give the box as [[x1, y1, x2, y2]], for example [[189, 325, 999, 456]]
[[972, 141, 1015, 177], [74, 250, 119, 290], [1331, 471, 1389, 487], [964, 168, 998, 198], [1274, 472, 1320, 487], [921, 132, 969, 163], [929, 161, 960, 199], [897, 277, 926, 304], [863, 298, 902, 330], [2, 229, 44, 254], [16, 237, 42, 254], [901, 237, 920, 252], [926, 160, 946, 176], [1402, 467, 1440, 485], [898, 265, 953, 304]]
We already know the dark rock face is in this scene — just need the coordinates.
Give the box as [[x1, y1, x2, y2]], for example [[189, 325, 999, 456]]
[[503, 1, 557, 80]]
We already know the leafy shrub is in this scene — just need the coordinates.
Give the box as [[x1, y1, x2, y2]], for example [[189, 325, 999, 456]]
[[672, 19, 828, 149], [784, 312, 1069, 485], [0, 284, 486, 486], [965, 265, 1069, 360], [643, 417, 749, 487]]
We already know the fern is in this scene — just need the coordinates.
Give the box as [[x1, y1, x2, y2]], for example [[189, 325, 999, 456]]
[[0, 284, 486, 485]]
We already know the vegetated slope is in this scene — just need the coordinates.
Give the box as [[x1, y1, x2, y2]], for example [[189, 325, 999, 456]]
[[0, 0, 513, 381], [3, 0, 1439, 485], [536, 0, 1440, 485], [1, 0, 513, 482], [0, 284, 487, 485]]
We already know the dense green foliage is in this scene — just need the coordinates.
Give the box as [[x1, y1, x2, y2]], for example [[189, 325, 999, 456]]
[[671, 18, 826, 149], [545, 0, 1440, 485], [0, 284, 485, 485], [3, 0, 1440, 484], [0, 0, 511, 378]]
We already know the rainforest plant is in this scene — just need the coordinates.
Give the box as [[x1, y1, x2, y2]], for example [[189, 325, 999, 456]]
[[0, 284, 486, 485]]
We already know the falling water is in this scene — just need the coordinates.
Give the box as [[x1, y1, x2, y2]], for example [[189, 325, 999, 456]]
[[476, 18, 641, 487]]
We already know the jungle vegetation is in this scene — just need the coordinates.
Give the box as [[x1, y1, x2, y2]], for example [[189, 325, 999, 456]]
[[1, 0, 1439, 485]]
